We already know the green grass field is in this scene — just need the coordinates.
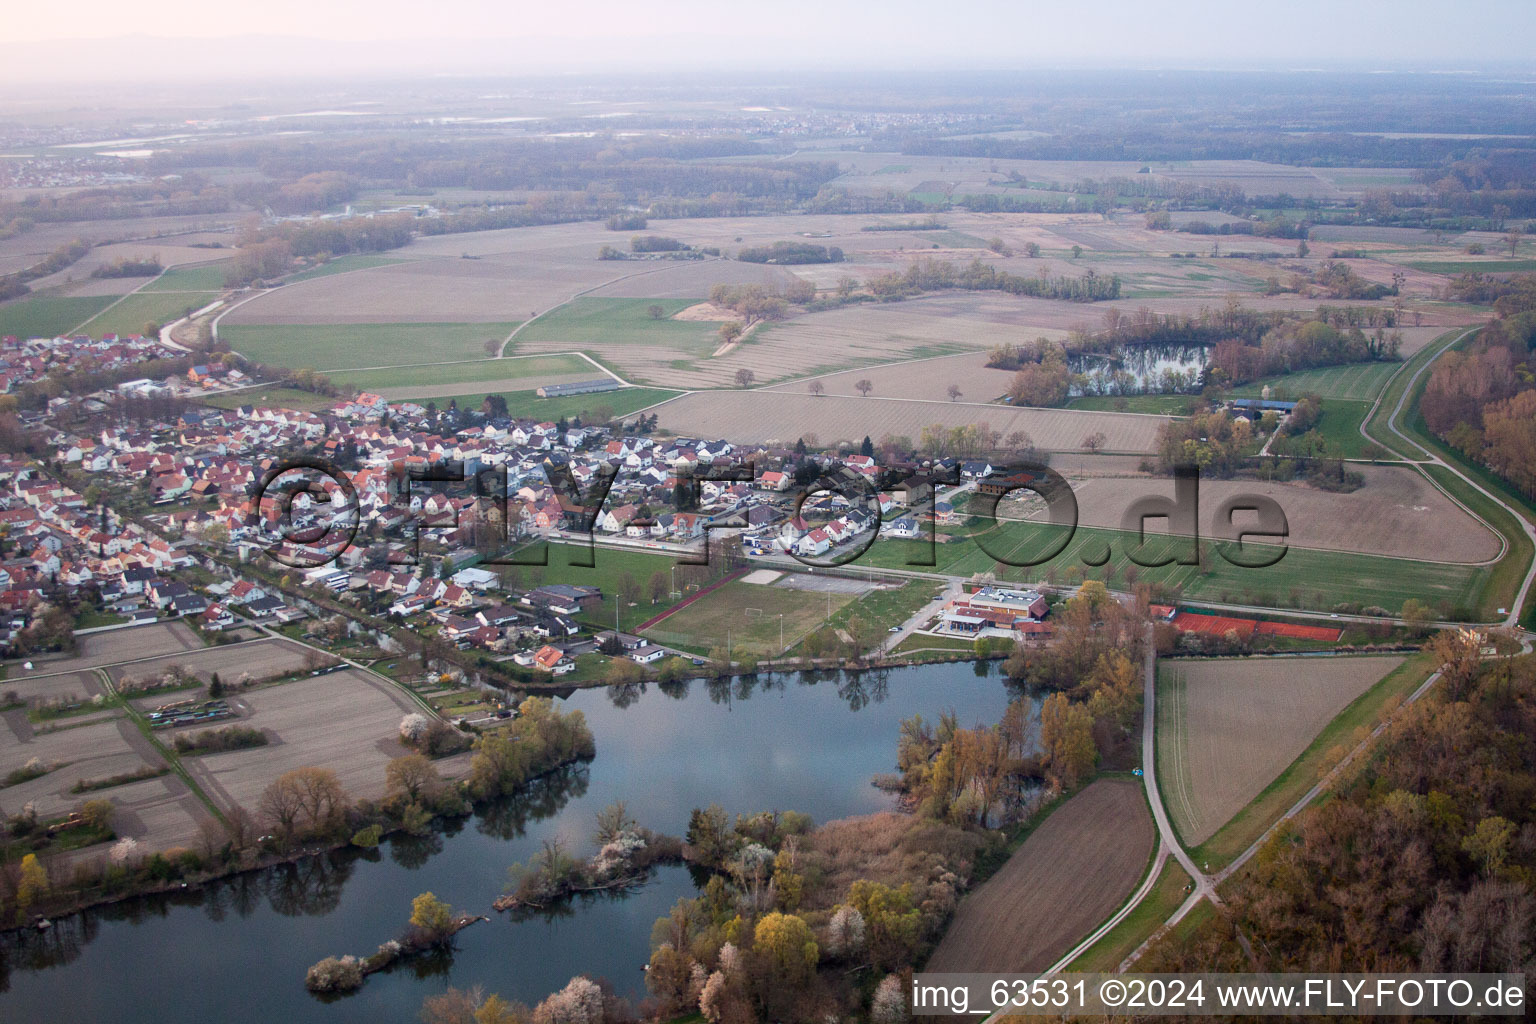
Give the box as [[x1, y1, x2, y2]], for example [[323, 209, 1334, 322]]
[[400, 386, 681, 422], [0, 294, 116, 339], [328, 353, 591, 392], [221, 322, 519, 372], [860, 520, 1487, 617], [513, 298, 715, 354], [1068, 394, 1199, 415], [810, 578, 942, 647], [644, 579, 854, 656], [1231, 360, 1400, 402], [1067, 857, 1192, 972], [76, 290, 219, 337], [1180, 653, 1434, 870], [195, 386, 339, 413], [141, 263, 231, 292], [1267, 399, 1387, 460]]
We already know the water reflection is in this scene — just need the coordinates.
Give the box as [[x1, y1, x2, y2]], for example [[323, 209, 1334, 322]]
[[1069, 342, 1210, 395], [1, 662, 1014, 1021]]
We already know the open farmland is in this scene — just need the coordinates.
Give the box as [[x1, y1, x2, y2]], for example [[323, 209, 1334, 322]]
[[398, 385, 679, 422], [1157, 655, 1405, 846], [862, 521, 1488, 616], [220, 246, 627, 323], [1013, 466, 1502, 564], [75, 289, 220, 338], [0, 715, 168, 826], [766, 351, 1020, 403], [12, 621, 203, 674], [0, 294, 117, 338], [926, 778, 1154, 973], [107, 636, 317, 691], [642, 579, 855, 655], [220, 321, 518, 372], [327, 352, 600, 398], [179, 669, 420, 816], [649, 390, 1171, 451]]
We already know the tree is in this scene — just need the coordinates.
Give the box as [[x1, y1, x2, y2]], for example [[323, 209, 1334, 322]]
[[1503, 227, 1523, 257], [946, 384, 962, 402], [1400, 598, 1433, 637], [648, 570, 669, 604], [808, 380, 825, 397], [1462, 816, 1516, 876], [871, 974, 908, 1023], [1082, 431, 1107, 453], [1071, 245, 1083, 259], [847, 880, 921, 968], [717, 321, 743, 346], [1040, 692, 1097, 788], [1024, 241, 1041, 257], [753, 911, 818, 989], [860, 435, 875, 457], [647, 304, 666, 320], [386, 753, 443, 807], [410, 891, 455, 943], [733, 368, 755, 388], [855, 378, 874, 397], [259, 766, 348, 843], [208, 671, 224, 698], [1429, 628, 1482, 701], [17, 853, 48, 913]]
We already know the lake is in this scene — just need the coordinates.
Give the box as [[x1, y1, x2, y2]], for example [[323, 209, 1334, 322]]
[[1069, 342, 1210, 395], [0, 662, 1016, 1022]]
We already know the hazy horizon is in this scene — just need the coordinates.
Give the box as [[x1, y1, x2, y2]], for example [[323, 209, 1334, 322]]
[[4, 1, 1536, 83]]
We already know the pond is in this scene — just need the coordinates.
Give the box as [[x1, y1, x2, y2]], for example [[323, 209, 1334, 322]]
[[0, 661, 1018, 1023], [1068, 342, 1210, 396]]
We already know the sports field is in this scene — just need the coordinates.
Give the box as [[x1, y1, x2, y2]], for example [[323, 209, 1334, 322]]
[[643, 579, 854, 656], [220, 321, 519, 371]]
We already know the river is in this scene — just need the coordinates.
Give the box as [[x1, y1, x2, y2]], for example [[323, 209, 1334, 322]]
[[0, 662, 1018, 1022]]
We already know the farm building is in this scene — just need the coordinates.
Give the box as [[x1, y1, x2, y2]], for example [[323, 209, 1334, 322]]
[[536, 378, 621, 398]]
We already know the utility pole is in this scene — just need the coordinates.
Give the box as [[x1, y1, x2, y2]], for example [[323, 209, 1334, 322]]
[[779, 613, 784, 651]]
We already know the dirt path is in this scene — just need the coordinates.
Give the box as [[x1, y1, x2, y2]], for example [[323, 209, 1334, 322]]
[[926, 778, 1154, 973]]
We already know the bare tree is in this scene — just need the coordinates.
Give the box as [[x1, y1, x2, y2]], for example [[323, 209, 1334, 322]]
[[855, 379, 874, 397], [734, 368, 756, 388], [808, 380, 825, 397], [1082, 431, 1107, 453], [946, 384, 963, 402]]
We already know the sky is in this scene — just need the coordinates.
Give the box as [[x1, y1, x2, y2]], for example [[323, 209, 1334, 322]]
[[4, 0, 1535, 78]]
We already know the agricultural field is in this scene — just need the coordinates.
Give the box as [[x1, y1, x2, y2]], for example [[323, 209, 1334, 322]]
[[643, 578, 855, 656], [861, 519, 1488, 617], [327, 352, 599, 398], [286, 253, 408, 282], [1023, 465, 1500, 563], [763, 351, 1019, 403], [401, 386, 681, 422], [140, 262, 232, 292], [178, 669, 420, 816], [11, 621, 204, 674], [0, 293, 116, 339], [220, 321, 519, 372], [76, 289, 220, 337], [1156, 655, 1406, 846], [651, 391, 1170, 451], [106, 637, 316, 691], [1067, 857, 1193, 972], [926, 778, 1154, 973]]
